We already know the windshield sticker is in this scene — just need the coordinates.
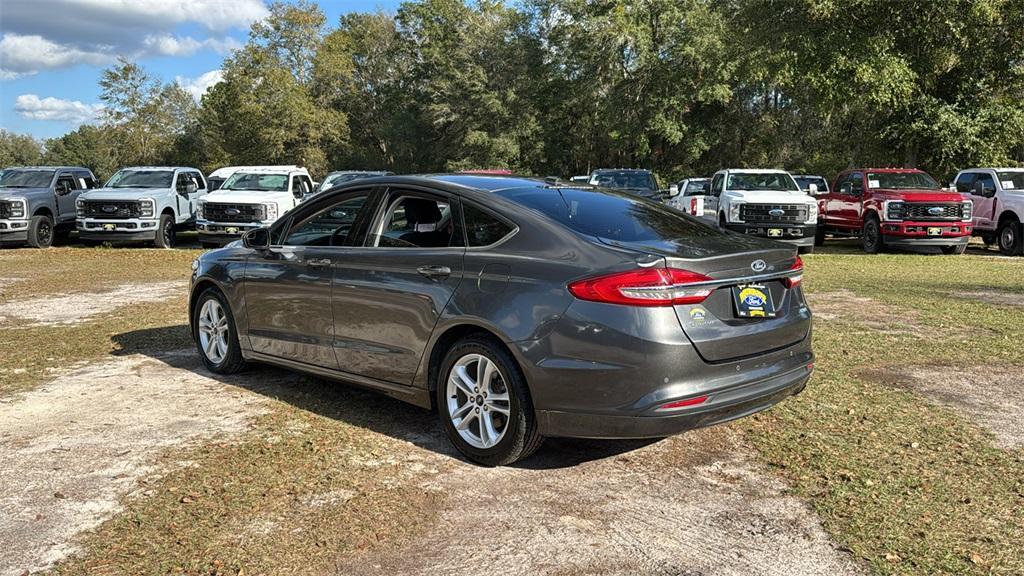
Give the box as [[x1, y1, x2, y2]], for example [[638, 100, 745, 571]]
[[1002, 181, 1015, 189], [868, 180, 881, 189]]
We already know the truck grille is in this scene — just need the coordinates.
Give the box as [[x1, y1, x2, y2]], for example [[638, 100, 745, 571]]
[[740, 203, 809, 223], [203, 203, 264, 223], [902, 203, 962, 221], [81, 200, 141, 219], [0, 201, 10, 218]]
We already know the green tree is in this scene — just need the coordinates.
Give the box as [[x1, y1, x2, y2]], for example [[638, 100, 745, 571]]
[[0, 130, 44, 167], [42, 125, 117, 180]]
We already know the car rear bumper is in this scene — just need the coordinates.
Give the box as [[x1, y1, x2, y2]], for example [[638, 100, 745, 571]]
[[724, 222, 816, 247]]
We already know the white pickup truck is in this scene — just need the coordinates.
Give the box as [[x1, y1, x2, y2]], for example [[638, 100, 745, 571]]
[[707, 169, 819, 254], [953, 167, 1024, 255], [196, 166, 314, 247]]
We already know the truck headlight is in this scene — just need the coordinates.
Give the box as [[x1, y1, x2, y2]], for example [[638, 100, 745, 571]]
[[9, 198, 26, 218], [884, 200, 905, 221], [961, 201, 972, 222], [805, 202, 818, 224], [139, 198, 154, 218], [262, 202, 279, 222], [728, 202, 743, 223], [195, 203, 204, 220]]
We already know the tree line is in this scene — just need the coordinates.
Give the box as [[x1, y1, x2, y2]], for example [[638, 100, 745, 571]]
[[3, 0, 1023, 184]]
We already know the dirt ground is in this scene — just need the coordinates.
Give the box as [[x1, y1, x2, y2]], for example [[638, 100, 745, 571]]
[[953, 289, 1024, 308], [0, 281, 183, 326]]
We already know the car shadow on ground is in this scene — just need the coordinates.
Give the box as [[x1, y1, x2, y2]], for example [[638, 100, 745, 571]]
[[111, 325, 658, 469]]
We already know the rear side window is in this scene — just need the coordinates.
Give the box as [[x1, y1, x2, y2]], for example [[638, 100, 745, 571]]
[[502, 187, 720, 243], [463, 204, 514, 247]]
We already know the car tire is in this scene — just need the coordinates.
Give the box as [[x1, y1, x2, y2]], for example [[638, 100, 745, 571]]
[[200, 242, 219, 249], [26, 215, 54, 248], [436, 337, 543, 466], [862, 216, 883, 254], [155, 214, 175, 249], [941, 244, 967, 255], [996, 218, 1023, 256], [798, 245, 814, 254], [813, 225, 826, 246], [192, 287, 247, 374]]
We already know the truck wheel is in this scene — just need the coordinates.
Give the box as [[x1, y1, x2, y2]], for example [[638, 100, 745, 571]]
[[155, 214, 176, 249], [814, 225, 826, 246], [941, 244, 967, 255], [997, 218, 1023, 256], [862, 217, 883, 254], [27, 215, 54, 248]]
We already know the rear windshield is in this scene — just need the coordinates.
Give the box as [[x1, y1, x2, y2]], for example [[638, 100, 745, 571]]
[[794, 176, 828, 192], [684, 180, 709, 196], [866, 171, 940, 190], [0, 169, 55, 188], [499, 186, 721, 243]]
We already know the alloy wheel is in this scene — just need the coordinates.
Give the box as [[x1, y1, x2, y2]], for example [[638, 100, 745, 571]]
[[39, 221, 52, 245], [198, 298, 229, 364], [446, 353, 512, 449]]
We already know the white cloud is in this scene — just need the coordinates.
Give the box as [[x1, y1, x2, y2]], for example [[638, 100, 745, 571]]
[[0, 34, 113, 78], [14, 94, 104, 124], [143, 34, 241, 57], [176, 69, 224, 101]]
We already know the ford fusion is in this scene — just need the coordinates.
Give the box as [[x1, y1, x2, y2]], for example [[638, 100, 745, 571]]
[[189, 175, 813, 465]]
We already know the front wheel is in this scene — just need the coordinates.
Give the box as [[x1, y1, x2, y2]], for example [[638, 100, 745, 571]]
[[27, 215, 54, 248], [437, 337, 543, 466], [997, 218, 1023, 256], [192, 288, 247, 374], [155, 214, 176, 249], [813, 225, 826, 246], [941, 244, 967, 255], [862, 217, 883, 254]]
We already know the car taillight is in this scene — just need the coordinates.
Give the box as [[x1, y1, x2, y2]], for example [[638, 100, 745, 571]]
[[657, 395, 709, 411], [568, 268, 714, 307], [782, 256, 803, 289]]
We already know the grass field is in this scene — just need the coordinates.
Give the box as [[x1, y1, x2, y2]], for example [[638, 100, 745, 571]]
[[1, 242, 1022, 575]]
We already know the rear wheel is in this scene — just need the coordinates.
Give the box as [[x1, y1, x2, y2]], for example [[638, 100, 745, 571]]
[[862, 217, 883, 254], [436, 337, 543, 466], [997, 217, 1023, 256], [941, 244, 967, 255], [192, 288, 247, 374], [813, 225, 826, 246], [155, 214, 175, 249], [27, 215, 54, 248]]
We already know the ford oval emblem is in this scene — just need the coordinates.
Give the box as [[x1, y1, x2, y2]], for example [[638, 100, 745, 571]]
[[102, 205, 117, 213], [927, 206, 944, 216], [768, 208, 785, 217], [225, 208, 240, 216], [751, 259, 767, 273]]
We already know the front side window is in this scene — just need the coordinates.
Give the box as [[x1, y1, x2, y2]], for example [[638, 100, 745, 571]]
[[56, 175, 77, 193], [463, 203, 514, 247], [850, 172, 865, 194], [222, 173, 289, 192], [106, 170, 174, 189], [866, 171, 940, 191], [284, 194, 369, 247], [370, 195, 458, 248], [955, 172, 977, 193], [0, 169, 55, 188], [726, 172, 799, 192], [710, 174, 724, 197], [972, 172, 995, 194]]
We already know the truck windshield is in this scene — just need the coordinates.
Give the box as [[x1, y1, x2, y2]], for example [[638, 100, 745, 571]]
[[727, 172, 799, 192], [221, 173, 289, 192], [0, 169, 55, 188], [106, 170, 174, 189], [794, 176, 828, 193], [590, 171, 659, 192], [866, 172, 940, 190], [996, 171, 1024, 191]]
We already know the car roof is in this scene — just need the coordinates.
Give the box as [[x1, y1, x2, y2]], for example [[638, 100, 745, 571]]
[[120, 166, 199, 171], [229, 167, 308, 175], [959, 167, 1024, 172], [209, 165, 300, 178], [719, 168, 790, 174], [791, 174, 826, 178], [4, 165, 91, 171], [591, 168, 652, 173], [842, 168, 927, 173]]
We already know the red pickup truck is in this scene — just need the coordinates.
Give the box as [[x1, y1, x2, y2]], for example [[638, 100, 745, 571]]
[[814, 168, 973, 254]]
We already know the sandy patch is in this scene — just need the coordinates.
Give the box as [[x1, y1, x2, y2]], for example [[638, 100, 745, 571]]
[[0, 281, 182, 326], [0, 352, 285, 576], [806, 289, 928, 337], [953, 290, 1024, 308], [860, 364, 1024, 449], [336, 428, 863, 576]]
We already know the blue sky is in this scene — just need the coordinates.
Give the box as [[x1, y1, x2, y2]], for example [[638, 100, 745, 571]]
[[0, 0, 402, 140]]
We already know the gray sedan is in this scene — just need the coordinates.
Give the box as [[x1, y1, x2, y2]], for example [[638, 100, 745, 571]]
[[189, 174, 813, 466]]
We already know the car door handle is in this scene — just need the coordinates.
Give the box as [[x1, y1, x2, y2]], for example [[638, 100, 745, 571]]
[[417, 265, 451, 279], [307, 258, 331, 268]]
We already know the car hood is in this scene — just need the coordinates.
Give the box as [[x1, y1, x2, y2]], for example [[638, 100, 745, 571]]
[[202, 190, 290, 205], [80, 188, 169, 200], [726, 190, 815, 204], [871, 189, 966, 202], [0, 187, 49, 200]]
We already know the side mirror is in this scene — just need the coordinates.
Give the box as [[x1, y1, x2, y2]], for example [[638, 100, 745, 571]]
[[668, 183, 679, 197], [184, 182, 198, 195], [242, 227, 271, 250], [807, 183, 818, 194]]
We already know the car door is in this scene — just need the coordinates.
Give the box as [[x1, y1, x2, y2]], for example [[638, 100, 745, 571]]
[[186, 171, 207, 216], [53, 172, 79, 222], [329, 186, 466, 385], [705, 174, 723, 221], [970, 171, 997, 229], [835, 172, 864, 229], [244, 188, 377, 369]]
